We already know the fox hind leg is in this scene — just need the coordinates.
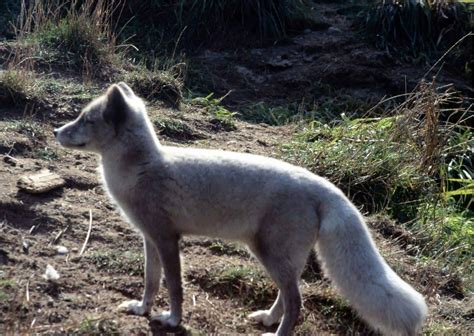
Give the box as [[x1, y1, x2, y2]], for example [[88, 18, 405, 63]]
[[248, 242, 312, 335]]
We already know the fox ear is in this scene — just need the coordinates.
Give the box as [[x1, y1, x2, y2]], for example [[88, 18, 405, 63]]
[[104, 84, 128, 129], [116, 82, 135, 98]]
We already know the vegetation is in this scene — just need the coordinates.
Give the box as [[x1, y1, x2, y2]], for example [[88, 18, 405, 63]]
[[17, 0, 119, 77], [189, 265, 276, 307], [361, 0, 472, 72], [125, 63, 184, 108], [87, 250, 144, 276], [190, 93, 238, 130], [115, 0, 324, 52], [283, 80, 473, 277]]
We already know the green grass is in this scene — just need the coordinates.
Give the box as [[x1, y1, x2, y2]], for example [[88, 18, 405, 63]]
[[189, 93, 238, 131], [0, 70, 46, 107], [87, 250, 144, 276], [0, 279, 15, 302], [416, 202, 473, 270], [208, 241, 249, 257], [33, 17, 115, 72], [283, 115, 430, 211], [74, 317, 119, 335], [10, 0, 119, 79], [242, 102, 298, 125], [4, 118, 46, 141]]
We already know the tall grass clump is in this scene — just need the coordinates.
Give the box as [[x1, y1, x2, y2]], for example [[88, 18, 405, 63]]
[[361, 0, 472, 67], [14, 0, 120, 78], [283, 80, 473, 274], [116, 0, 323, 51]]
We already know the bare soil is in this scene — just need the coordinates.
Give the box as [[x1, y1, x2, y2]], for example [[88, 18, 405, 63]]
[[1, 2, 472, 335]]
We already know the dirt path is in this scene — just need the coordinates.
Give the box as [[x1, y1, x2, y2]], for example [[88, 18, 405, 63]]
[[193, 3, 471, 113]]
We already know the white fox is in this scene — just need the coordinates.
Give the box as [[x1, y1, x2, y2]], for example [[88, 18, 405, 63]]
[[54, 83, 427, 336]]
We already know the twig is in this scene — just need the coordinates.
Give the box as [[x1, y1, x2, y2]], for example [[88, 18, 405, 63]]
[[3, 154, 18, 162], [51, 224, 70, 245], [423, 32, 473, 79], [79, 210, 93, 257], [26, 280, 30, 302]]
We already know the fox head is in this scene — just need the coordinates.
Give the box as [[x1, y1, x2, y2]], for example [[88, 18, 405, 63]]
[[54, 82, 151, 154]]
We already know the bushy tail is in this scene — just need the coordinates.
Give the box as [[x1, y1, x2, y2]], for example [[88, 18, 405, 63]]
[[315, 195, 427, 336]]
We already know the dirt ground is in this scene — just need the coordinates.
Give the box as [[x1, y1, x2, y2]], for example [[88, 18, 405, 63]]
[[1, 2, 472, 335]]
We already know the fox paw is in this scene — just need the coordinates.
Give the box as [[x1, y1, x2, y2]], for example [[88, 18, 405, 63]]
[[248, 310, 279, 327], [152, 311, 181, 327], [117, 300, 149, 316]]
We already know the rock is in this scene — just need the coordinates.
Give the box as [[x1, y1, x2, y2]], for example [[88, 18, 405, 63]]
[[235, 66, 266, 84], [55, 246, 69, 255], [42, 264, 60, 280], [327, 27, 342, 35], [22, 239, 30, 254], [266, 56, 293, 69], [17, 169, 65, 194]]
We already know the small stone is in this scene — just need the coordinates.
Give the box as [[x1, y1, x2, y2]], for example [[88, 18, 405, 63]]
[[55, 246, 69, 255], [22, 239, 30, 254], [42, 264, 60, 281]]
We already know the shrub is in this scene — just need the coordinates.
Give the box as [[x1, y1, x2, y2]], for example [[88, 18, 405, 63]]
[[361, 0, 472, 67]]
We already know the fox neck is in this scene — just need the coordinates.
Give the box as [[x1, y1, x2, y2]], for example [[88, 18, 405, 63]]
[[100, 126, 161, 172], [99, 129, 162, 201]]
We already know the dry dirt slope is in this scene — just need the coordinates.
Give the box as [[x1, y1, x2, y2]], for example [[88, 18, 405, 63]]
[[0, 97, 472, 335]]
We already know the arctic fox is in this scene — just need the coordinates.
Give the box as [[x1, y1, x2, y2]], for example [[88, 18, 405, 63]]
[[54, 83, 427, 336]]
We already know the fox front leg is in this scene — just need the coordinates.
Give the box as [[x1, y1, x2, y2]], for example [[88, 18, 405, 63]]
[[118, 237, 162, 315]]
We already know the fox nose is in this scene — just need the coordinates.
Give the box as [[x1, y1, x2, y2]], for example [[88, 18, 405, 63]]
[[53, 129, 58, 137]]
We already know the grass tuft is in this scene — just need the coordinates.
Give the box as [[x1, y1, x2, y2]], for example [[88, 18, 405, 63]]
[[0, 69, 44, 107], [125, 63, 184, 109], [153, 116, 205, 141]]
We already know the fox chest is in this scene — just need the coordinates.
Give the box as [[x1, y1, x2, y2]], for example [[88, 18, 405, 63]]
[[100, 165, 139, 207]]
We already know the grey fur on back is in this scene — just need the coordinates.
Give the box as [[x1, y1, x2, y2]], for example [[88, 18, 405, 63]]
[[55, 83, 427, 336]]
